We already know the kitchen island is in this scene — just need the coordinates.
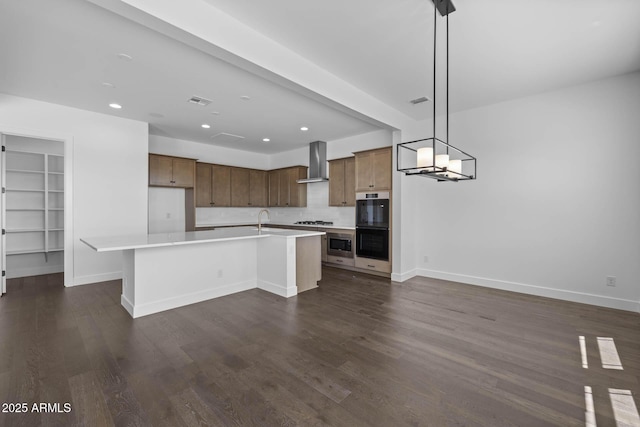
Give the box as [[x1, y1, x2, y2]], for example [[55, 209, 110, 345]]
[[81, 227, 323, 318]]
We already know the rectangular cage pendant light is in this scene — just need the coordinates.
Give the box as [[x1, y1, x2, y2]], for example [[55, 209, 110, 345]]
[[397, 0, 476, 182]]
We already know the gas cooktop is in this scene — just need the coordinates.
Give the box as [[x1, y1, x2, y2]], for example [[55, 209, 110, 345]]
[[295, 220, 334, 225]]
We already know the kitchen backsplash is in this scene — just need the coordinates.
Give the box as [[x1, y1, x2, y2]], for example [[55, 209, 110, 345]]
[[196, 181, 355, 227]]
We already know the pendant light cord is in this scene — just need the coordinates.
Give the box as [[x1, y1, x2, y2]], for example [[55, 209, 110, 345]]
[[432, 0, 437, 151], [446, 11, 449, 154]]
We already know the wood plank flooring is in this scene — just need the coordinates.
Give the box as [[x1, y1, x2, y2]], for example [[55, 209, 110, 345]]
[[0, 269, 638, 426]]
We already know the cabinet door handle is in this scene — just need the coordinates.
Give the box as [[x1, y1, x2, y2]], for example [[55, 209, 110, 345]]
[[336, 259, 343, 263], [210, 202, 214, 205], [367, 264, 375, 268]]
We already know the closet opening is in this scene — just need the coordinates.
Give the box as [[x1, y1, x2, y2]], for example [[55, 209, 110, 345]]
[[1, 134, 65, 293]]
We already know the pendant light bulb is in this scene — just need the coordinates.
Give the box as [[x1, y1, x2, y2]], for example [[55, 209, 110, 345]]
[[417, 147, 434, 168], [435, 154, 449, 169], [448, 159, 462, 178]]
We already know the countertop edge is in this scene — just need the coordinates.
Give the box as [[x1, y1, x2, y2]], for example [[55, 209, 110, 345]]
[[81, 228, 325, 252]]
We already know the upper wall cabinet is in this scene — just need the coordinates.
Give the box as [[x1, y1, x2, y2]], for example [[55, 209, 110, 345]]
[[268, 166, 307, 207], [354, 147, 392, 192], [230, 167, 268, 207], [196, 163, 231, 207], [328, 157, 355, 206], [149, 154, 196, 188], [248, 169, 268, 207]]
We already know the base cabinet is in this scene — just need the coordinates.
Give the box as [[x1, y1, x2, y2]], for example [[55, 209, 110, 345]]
[[354, 256, 391, 274], [327, 255, 355, 267]]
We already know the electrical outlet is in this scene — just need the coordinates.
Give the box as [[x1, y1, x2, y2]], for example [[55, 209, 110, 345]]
[[423, 255, 429, 263], [606, 276, 616, 287], [217, 269, 223, 278]]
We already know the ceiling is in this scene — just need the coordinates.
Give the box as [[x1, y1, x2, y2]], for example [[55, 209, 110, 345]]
[[204, 0, 640, 117], [1, 0, 639, 154]]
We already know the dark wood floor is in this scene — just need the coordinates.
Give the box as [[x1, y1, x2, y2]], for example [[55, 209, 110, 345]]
[[1, 269, 638, 426]]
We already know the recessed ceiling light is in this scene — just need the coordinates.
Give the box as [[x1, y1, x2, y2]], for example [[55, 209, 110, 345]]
[[240, 95, 251, 101], [300, 126, 309, 131], [108, 103, 122, 109], [211, 111, 220, 115], [117, 53, 133, 61], [262, 138, 270, 142], [149, 112, 164, 118], [592, 20, 602, 27], [101, 82, 115, 88], [201, 124, 211, 129]]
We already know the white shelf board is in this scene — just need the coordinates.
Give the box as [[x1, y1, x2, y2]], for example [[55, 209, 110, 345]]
[[6, 169, 45, 174]]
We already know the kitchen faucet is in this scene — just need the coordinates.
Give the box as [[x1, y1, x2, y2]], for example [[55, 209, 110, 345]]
[[257, 209, 270, 233]]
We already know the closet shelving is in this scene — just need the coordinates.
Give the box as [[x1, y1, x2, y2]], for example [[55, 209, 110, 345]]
[[5, 149, 64, 260]]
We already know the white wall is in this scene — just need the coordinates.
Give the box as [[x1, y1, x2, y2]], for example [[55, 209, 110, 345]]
[[0, 93, 149, 286], [268, 129, 393, 169], [148, 187, 186, 233], [149, 134, 269, 169], [409, 72, 640, 312]]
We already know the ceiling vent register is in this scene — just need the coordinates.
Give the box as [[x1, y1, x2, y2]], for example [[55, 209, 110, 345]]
[[187, 95, 212, 106]]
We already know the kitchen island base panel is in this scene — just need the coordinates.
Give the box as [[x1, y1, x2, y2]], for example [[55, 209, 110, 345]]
[[122, 239, 259, 318], [257, 237, 297, 298], [118, 233, 322, 318]]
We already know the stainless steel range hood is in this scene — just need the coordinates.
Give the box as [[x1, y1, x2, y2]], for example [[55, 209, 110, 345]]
[[297, 140, 329, 183]]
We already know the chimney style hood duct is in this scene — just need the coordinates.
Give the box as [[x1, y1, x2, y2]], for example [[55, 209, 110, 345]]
[[297, 140, 329, 183]]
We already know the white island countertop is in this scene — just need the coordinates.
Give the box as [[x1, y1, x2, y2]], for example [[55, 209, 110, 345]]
[[81, 226, 324, 252], [196, 222, 356, 231]]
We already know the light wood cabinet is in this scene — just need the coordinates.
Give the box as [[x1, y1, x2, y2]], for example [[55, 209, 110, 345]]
[[229, 168, 267, 207], [249, 169, 268, 207], [355, 256, 391, 273], [287, 167, 307, 207], [354, 147, 392, 192], [196, 163, 231, 207], [328, 157, 355, 206], [149, 154, 195, 188], [268, 166, 307, 207], [230, 167, 250, 206], [268, 170, 281, 207], [212, 165, 231, 206]]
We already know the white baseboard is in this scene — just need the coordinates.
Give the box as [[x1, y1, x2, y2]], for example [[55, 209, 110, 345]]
[[121, 294, 134, 317], [130, 279, 257, 318], [6, 265, 64, 279], [391, 269, 417, 283], [416, 268, 640, 313], [71, 271, 122, 287], [257, 279, 297, 298]]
